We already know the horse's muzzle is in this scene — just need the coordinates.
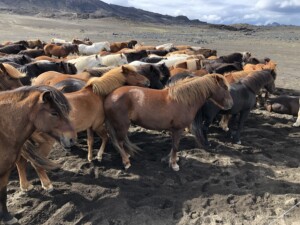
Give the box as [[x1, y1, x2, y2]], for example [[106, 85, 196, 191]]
[[223, 98, 234, 110], [60, 136, 77, 148]]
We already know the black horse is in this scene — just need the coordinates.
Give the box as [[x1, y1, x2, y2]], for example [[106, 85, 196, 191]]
[[19, 61, 77, 85], [200, 69, 276, 145], [0, 44, 27, 54], [136, 64, 165, 89], [0, 55, 33, 65], [124, 50, 148, 63]]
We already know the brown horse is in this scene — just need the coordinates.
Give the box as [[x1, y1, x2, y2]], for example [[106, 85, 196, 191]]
[[104, 74, 233, 171], [44, 44, 79, 58], [0, 85, 75, 225]]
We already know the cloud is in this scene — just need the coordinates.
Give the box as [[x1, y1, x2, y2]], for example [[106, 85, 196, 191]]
[[101, 0, 300, 25]]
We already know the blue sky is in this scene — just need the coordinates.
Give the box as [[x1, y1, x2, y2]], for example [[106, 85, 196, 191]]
[[101, 0, 300, 25]]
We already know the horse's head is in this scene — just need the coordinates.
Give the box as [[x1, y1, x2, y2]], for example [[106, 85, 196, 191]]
[[138, 65, 164, 89], [264, 74, 276, 94], [72, 44, 79, 55], [31, 87, 76, 147], [0, 63, 24, 90], [122, 65, 150, 87], [209, 74, 233, 110]]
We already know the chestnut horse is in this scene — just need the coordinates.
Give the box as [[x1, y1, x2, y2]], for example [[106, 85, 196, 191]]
[[0, 85, 75, 225], [104, 74, 233, 171], [44, 43, 79, 58]]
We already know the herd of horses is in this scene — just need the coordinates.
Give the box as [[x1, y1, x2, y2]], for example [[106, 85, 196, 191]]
[[0, 37, 299, 224]]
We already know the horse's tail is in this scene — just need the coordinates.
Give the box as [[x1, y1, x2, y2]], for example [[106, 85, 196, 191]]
[[105, 119, 141, 156], [191, 108, 207, 147], [21, 139, 60, 171]]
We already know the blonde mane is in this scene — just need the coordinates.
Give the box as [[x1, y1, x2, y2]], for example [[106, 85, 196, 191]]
[[2, 63, 26, 78], [167, 74, 228, 105], [86, 65, 136, 96]]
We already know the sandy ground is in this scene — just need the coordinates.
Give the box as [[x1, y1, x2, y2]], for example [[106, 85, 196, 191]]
[[1, 13, 300, 225]]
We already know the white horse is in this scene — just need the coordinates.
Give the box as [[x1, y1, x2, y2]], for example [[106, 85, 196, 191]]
[[156, 43, 174, 51], [293, 98, 300, 127], [78, 42, 110, 55], [68, 54, 102, 73], [51, 38, 71, 44], [100, 53, 128, 67]]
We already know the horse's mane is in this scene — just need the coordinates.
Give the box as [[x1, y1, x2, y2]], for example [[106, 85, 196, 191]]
[[2, 63, 26, 78], [240, 70, 274, 93], [167, 74, 228, 105], [86, 65, 135, 96], [1, 86, 71, 118]]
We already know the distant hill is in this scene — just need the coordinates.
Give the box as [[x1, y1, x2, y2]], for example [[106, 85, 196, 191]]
[[0, 0, 207, 24]]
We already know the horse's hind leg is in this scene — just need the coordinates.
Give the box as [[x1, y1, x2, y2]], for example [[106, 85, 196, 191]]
[[16, 157, 33, 191], [34, 166, 53, 191], [169, 129, 183, 171], [232, 110, 250, 144], [293, 102, 300, 127], [0, 172, 19, 225], [95, 125, 109, 162], [87, 128, 94, 162]]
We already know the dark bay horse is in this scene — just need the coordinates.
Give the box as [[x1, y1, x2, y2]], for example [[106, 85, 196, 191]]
[[104, 74, 233, 171], [0, 85, 76, 225], [200, 70, 276, 145]]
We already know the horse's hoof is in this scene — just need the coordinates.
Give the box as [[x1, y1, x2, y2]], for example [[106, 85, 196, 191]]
[[293, 123, 299, 127], [43, 184, 54, 192], [88, 157, 93, 162], [96, 156, 102, 162], [124, 163, 131, 170], [3, 214, 19, 225], [171, 163, 180, 171], [224, 127, 229, 132], [234, 140, 242, 145], [21, 184, 34, 192]]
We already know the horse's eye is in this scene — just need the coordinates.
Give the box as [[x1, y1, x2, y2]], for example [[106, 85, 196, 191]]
[[51, 112, 59, 117]]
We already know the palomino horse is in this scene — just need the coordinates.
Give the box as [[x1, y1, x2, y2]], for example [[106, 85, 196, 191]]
[[0, 85, 75, 225], [104, 74, 233, 171], [67, 54, 102, 73], [44, 43, 79, 58], [200, 70, 276, 145], [78, 41, 110, 55]]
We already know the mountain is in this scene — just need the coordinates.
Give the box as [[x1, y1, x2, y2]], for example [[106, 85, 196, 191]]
[[0, 0, 207, 24]]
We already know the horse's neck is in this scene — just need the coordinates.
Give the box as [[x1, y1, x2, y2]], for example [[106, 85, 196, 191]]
[[243, 75, 269, 94]]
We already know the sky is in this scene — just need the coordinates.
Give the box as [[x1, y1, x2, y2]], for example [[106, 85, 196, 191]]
[[101, 0, 300, 26]]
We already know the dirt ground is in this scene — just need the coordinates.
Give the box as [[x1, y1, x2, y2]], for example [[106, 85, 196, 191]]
[[1, 13, 300, 225]]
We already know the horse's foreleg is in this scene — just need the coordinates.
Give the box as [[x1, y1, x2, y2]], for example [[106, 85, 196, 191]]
[[16, 157, 33, 191], [87, 128, 94, 162], [169, 129, 183, 171], [233, 110, 250, 144], [95, 125, 109, 162], [0, 172, 19, 225]]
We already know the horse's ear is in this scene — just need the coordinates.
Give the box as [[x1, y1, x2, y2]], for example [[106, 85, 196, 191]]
[[150, 65, 154, 72], [95, 55, 98, 59], [40, 91, 52, 104], [0, 63, 6, 73], [121, 66, 129, 74]]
